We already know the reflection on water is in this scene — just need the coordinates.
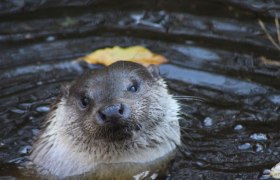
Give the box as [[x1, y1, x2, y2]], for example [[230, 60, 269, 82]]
[[1, 0, 280, 179]]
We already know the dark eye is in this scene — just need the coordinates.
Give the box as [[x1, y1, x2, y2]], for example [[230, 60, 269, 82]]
[[128, 83, 138, 92], [80, 96, 90, 109]]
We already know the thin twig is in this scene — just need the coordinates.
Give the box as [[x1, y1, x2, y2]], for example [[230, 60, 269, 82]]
[[275, 15, 280, 44], [258, 19, 280, 51]]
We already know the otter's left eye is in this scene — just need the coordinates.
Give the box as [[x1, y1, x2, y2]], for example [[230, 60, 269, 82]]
[[80, 96, 90, 109], [128, 83, 138, 92]]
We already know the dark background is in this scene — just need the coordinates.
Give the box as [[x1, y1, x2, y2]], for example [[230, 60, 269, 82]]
[[1, 0, 280, 179]]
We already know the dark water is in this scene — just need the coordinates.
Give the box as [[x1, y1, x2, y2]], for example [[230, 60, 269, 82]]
[[1, 0, 280, 179]]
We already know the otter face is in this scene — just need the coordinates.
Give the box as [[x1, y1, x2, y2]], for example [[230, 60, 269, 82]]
[[31, 61, 180, 176], [60, 61, 165, 142]]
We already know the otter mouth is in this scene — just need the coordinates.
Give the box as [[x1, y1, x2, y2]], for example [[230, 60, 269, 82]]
[[97, 122, 138, 142]]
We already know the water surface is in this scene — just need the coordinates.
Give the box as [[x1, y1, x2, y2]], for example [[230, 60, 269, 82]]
[[1, 0, 280, 179]]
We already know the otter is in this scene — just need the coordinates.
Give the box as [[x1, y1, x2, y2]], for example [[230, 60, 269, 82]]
[[30, 61, 181, 178]]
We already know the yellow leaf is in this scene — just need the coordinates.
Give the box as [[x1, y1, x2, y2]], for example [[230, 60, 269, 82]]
[[82, 46, 168, 66]]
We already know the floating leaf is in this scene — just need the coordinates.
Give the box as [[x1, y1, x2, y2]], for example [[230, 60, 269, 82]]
[[82, 46, 168, 66], [271, 162, 280, 179]]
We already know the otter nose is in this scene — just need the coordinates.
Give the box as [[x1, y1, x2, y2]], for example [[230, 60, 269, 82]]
[[96, 103, 130, 125]]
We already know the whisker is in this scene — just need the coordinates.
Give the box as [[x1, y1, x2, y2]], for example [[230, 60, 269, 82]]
[[173, 96, 207, 102]]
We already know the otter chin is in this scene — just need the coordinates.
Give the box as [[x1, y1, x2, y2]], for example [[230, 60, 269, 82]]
[[30, 61, 181, 177]]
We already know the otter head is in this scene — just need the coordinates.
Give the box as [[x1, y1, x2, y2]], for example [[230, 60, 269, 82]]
[[35, 61, 181, 164], [60, 61, 168, 143], [31, 61, 180, 176]]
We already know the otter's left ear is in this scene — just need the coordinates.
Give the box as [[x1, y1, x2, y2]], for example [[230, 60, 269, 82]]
[[61, 82, 71, 98], [147, 65, 161, 79]]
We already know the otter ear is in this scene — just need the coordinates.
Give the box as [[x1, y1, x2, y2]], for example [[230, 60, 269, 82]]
[[147, 65, 161, 79], [60, 82, 71, 98]]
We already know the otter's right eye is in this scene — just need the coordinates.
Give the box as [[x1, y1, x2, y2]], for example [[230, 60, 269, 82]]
[[79, 97, 90, 109], [128, 83, 138, 93]]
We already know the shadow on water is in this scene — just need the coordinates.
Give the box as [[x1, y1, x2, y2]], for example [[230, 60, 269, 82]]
[[1, 0, 280, 179]]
